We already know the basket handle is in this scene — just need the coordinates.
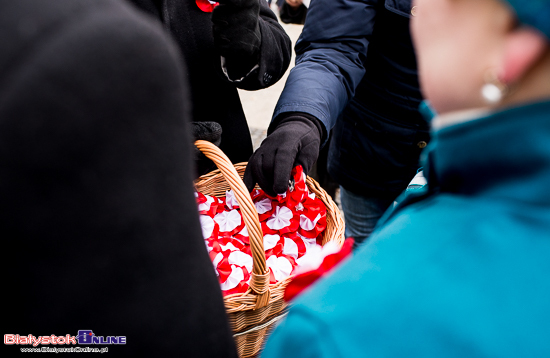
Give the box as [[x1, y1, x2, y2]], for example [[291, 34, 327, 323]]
[[195, 140, 271, 309]]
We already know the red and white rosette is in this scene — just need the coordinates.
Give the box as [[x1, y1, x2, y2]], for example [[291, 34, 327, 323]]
[[263, 205, 300, 236], [286, 166, 309, 210], [254, 197, 275, 222], [197, 193, 220, 218], [281, 233, 307, 259], [298, 195, 327, 239], [222, 253, 252, 294], [263, 234, 281, 251], [221, 265, 250, 295], [225, 190, 240, 210], [214, 209, 245, 237], [266, 253, 297, 284], [200, 215, 219, 244], [211, 245, 253, 296]]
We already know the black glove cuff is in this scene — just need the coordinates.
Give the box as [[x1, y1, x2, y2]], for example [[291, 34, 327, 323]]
[[269, 112, 326, 143], [222, 51, 260, 80]]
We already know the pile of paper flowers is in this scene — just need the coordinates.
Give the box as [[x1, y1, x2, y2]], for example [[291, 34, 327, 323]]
[[196, 166, 328, 296]]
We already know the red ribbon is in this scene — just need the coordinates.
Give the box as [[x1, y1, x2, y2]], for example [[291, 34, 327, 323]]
[[287, 166, 309, 210], [284, 238, 354, 301]]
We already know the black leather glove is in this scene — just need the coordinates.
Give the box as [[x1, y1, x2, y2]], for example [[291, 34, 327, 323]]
[[244, 113, 324, 196], [212, 0, 261, 79]]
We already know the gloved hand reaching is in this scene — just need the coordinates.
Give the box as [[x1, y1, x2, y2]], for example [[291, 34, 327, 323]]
[[212, 0, 261, 79], [244, 113, 324, 197]]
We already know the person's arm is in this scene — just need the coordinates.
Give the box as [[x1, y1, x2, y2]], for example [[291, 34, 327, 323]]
[[244, 0, 381, 195], [274, 0, 380, 133], [213, 0, 292, 90]]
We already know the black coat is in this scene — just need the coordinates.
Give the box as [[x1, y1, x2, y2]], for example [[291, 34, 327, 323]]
[[129, 0, 292, 173], [1, 0, 237, 356]]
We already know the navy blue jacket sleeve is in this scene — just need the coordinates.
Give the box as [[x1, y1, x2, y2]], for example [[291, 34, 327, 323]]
[[273, 0, 381, 136]]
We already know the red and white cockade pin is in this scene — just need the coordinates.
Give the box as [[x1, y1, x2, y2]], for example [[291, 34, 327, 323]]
[[196, 0, 219, 12], [214, 209, 245, 237]]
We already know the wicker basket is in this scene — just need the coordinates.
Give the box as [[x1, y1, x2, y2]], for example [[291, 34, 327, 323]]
[[194, 140, 345, 358]]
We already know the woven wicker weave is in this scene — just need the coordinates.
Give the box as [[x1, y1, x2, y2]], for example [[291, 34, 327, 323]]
[[194, 140, 345, 358]]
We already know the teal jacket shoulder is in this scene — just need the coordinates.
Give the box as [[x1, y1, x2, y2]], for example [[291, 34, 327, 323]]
[[263, 101, 550, 358]]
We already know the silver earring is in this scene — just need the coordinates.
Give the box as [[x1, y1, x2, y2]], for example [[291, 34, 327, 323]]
[[481, 70, 508, 104]]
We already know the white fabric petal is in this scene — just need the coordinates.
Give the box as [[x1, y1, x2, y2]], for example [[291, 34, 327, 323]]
[[199, 215, 215, 239], [254, 198, 272, 214], [263, 234, 280, 250], [321, 240, 341, 256], [299, 213, 322, 231], [220, 242, 238, 252], [266, 206, 293, 230], [225, 190, 239, 210], [295, 202, 304, 211], [237, 225, 249, 237], [294, 240, 340, 275], [212, 252, 223, 269], [228, 251, 253, 273], [220, 265, 245, 290], [283, 237, 299, 259], [267, 256, 293, 282], [214, 210, 242, 232], [198, 195, 215, 212], [297, 233, 318, 250], [295, 246, 322, 274], [205, 241, 213, 253], [308, 193, 316, 200]]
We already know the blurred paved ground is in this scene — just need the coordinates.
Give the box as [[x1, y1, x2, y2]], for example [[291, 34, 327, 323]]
[[240, 9, 304, 150]]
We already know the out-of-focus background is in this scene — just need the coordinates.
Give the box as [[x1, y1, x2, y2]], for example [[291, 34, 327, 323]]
[[240, 6, 304, 150]]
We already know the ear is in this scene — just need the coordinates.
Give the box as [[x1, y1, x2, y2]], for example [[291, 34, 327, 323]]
[[500, 27, 548, 84]]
